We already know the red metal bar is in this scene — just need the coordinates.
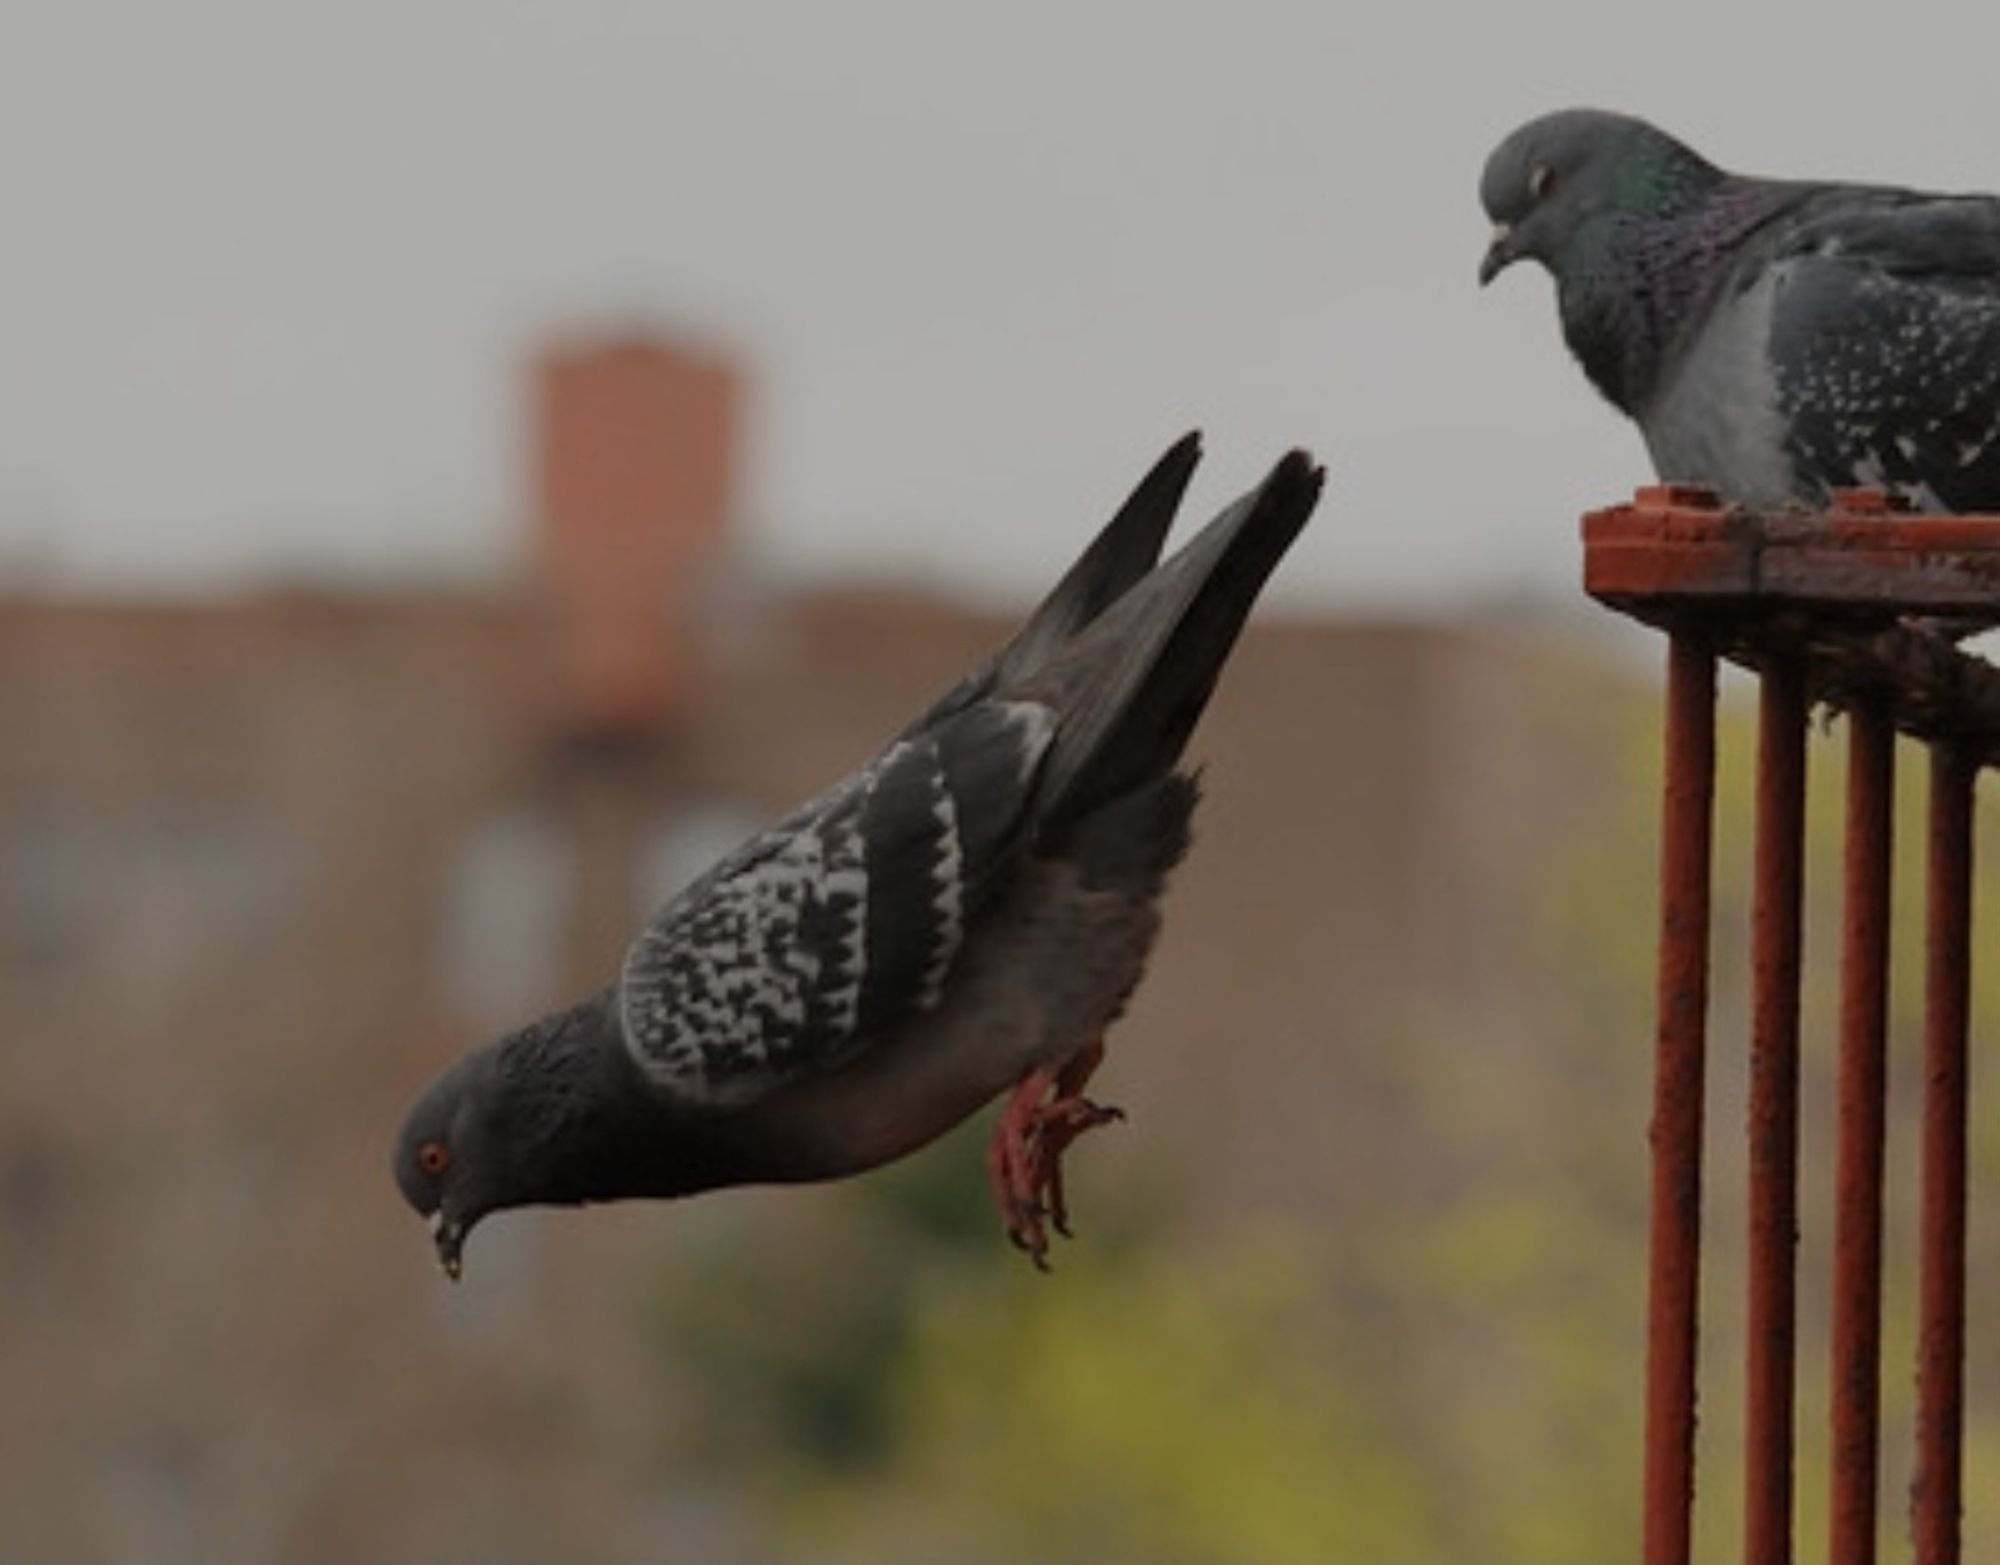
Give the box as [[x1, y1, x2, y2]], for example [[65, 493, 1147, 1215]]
[[1746, 655, 1808, 1565], [1912, 740, 1974, 1563], [1644, 632, 1716, 1565], [1586, 498, 1996, 1556], [1830, 699, 1894, 1564]]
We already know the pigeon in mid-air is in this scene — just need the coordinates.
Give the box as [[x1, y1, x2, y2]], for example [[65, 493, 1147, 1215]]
[[394, 436, 1323, 1274], [1479, 108, 2000, 513]]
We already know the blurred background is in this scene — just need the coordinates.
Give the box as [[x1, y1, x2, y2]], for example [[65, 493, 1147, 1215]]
[[3, 2, 1997, 1559]]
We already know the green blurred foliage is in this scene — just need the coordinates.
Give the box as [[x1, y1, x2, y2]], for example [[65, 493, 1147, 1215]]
[[782, 1229, 1431, 1561]]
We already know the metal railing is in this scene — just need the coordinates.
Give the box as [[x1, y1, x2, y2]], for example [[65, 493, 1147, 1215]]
[[1583, 486, 1993, 1564]]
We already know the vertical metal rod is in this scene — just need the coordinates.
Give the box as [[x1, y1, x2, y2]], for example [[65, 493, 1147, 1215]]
[[1912, 740, 1973, 1564], [1644, 633, 1716, 1565], [1830, 699, 1893, 1564], [1746, 655, 1807, 1565]]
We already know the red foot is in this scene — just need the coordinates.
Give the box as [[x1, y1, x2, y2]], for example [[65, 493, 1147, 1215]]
[[983, 1040, 1123, 1268]]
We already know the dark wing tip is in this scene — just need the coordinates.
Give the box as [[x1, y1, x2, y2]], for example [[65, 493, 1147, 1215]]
[[1126, 430, 1204, 518], [1162, 428, 1203, 469], [1265, 448, 1327, 513], [1025, 443, 1325, 830], [893, 432, 1207, 741], [1110, 430, 1204, 538]]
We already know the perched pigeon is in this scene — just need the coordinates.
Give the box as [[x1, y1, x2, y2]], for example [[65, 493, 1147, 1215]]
[[394, 437, 1324, 1274], [1479, 109, 2000, 513]]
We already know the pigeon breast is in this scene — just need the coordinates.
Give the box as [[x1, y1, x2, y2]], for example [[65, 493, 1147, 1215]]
[[1641, 259, 1798, 505]]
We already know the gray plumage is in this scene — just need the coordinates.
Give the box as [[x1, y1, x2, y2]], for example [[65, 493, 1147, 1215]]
[[392, 435, 1323, 1276], [1480, 108, 2000, 512]]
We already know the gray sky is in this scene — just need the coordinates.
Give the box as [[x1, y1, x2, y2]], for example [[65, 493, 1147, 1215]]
[[5, 0, 1997, 609]]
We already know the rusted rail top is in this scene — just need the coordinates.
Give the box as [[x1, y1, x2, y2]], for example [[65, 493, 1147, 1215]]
[[1587, 484, 2000, 618], [1584, 487, 2000, 762]]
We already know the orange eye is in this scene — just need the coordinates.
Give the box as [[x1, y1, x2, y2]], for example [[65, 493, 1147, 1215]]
[[417, 1140, 450, 1177], [1529, 163, 1555, 201]]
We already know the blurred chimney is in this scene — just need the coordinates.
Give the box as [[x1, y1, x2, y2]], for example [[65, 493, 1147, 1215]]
[[534, 335, 737, 743]]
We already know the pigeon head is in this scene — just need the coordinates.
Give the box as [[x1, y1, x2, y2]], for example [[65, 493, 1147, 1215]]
[[1479, 108, 1717, 285], [392, 990, 629, 1279], [391, 1044, 513, 1279]]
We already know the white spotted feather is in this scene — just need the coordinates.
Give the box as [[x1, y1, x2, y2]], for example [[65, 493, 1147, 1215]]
[[616, 701, 1055, 1109]]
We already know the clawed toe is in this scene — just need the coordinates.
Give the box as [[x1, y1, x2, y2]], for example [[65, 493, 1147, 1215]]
[[982, 1043, 1122, 1267]]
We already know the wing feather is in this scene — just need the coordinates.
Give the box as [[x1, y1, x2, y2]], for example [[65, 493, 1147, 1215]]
[[1770, 216, 2000, 509], [618, 701, 1053, 1106]]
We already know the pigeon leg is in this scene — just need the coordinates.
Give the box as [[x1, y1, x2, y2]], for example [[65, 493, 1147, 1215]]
[[1030, 1040, 1123, 1237], [983, 1040, 1125, 1265], [986, 1064, 1061, 1265]]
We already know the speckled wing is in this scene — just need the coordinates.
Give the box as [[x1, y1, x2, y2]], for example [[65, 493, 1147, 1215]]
[[617, 700, 1055, 1107], [1767, 193, 2000, 510]]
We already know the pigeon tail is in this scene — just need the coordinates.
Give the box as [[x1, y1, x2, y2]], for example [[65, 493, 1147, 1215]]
[[903, 432, 1202, 737], [1027, 449, 1323, 835], [993, 431, 1203, 682]]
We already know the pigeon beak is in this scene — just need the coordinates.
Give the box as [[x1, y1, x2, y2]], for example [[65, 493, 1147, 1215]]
[[432, 1211, 466, 1281], [1478, 222, 1515, 286]]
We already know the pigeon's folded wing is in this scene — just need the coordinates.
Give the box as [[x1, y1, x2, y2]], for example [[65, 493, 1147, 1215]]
[[1770, 200, 2000, 507], [1783, 192, 2000, 279], [617, 699, 1054, 1107]]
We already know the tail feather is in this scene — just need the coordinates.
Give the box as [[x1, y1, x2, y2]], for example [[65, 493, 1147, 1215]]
[[1002, 431, 1203, 678], [904, 433, 1202, 736], [1023, 449, 1324, 832]]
